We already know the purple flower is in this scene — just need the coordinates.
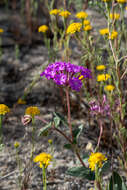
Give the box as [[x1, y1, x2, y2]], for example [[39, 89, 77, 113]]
[[40, 62, 91, 91]]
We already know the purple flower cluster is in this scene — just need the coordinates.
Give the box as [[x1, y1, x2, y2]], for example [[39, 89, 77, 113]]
[[89, 95, 110, 116], [40, 62, 91, 91]]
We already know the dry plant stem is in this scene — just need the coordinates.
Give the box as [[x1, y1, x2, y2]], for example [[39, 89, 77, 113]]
[[65, 87, 73, 141], [96, 120, 103, 151]]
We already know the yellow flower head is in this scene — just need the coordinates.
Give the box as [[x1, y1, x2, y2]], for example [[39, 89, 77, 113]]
[[116, 0, 127, 3], [109, 30, 118, 40], [50, 9, 60, 15], [14, 142, 20, 148], [126, 6, 127, 10], [102, 0, 111, 2], [0, 28, 4, 33], [76, 11, 88, 19], [105, 85, 115, 91], [99, 28, 109, 35], [66, 23, 82, 34], [59, 10, 71, 18], [110, 13, 120, 20], [48, 139, 53, 144], [83, 19, 90, 26], [88, 152, 107, 171], [17, 98, 26, 105], [33, 152, 52, 168], [97, 74, 111, 82], [38, 25, 49, 33], [96, 65, 106, 70], [0, 104, 10, 115], [25, 106, 40, 118], [84, 25, 92, 31]]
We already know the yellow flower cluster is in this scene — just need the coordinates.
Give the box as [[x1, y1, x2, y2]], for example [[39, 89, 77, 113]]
[[99, 28, 118, 40], [109, 30, 118, 40], [110, 13, 120, 20], [0, 104, 10, 115], [83, 20, 90, 25], [88, 152, 107, 171], [34, 152, 52, 168], [76, 11, 88, 19], [38, 25, 49, 33], [84, 25, 92, 31], [59, 10, 71, 18], [105, 85, 115, 91], [96, 65, 106, 70], [0, 28, 4, 33], [97, 74, 111, 82], [66, 23, 82, 34], [25, 106, 40, 117], [99, 28, 109, 35], [116, 0, 127, 3], [49, 9, 60, 15]]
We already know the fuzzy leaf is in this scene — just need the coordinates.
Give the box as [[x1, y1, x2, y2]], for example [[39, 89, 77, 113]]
[[38, 122, 52, 136]]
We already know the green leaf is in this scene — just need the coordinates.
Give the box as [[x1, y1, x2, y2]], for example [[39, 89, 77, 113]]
[[53, 116, 60, 128], [66, 166, 95, 181], [101, 161, 110, 175], [82, 153, 89, 163], [109, 171, 127, 190], [72, 124, 83, 142], [64, 143, 72, 150], [38, 122, 52, 136], [53, 112, 68, 127]]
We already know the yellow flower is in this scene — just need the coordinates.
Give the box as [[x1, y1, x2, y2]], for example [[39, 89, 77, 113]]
[[84, 25, 92, 31], [25, 106, 40, 118], [126, 6, 127, 10], [38, 25, 49, 33], [0, 104, 10, 115], [0, 28, 4, 33], [96, 65, 106, 70], [110, 13, 120, 20], [105, 85, 115, 91], [76, 11, 88, 19], [66, 23, 82, 34], [88, 152, 107, 171], [97, 74, 111, 82], [14, 142, 20, 148], [99, 28, 109, 35], [17, 98, 26, 105], [59, 10, 71, 18], [49, 9, 60, 15], [109, 30, 118, 40], [83, 19, 90, 25], [102, 0, 111, 2], [116, 0, 127, 3], [33, 152, 52, 168], [48, 139, 53, 144]]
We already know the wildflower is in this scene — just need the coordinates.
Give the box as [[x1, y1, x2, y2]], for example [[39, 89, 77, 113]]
[[96, 65, 106, 70], [105, 85, 115, 91], [0, 104, 10, 115], [25, 106, 40, 118], [109, 30, 118, 40], [33, 152, 52, 168], [17, 98, 26, 105], [14, 142, 20, 148], [97, 74, 110, 82], [76, 11, 88, 19], [83, 20, 90, 25], [89, 95, 110, 116], [126, 6, 127, 10], [84, 25, 92, 31], [102, 0, 111, 2], [49, 9, 60, 15], [40, 62, 91, 91], [48, 139, 53, 144], [21, 115, 32, 125], [116, 0, 127, 3], [99, 28, 109, 35], [66, 23, 82, 34], [110, 13, 120, 20], [0, 28, 4, 33], [88, 152, 107, 171], [59, 10, 71, 18], [38, 25, 49, 33]]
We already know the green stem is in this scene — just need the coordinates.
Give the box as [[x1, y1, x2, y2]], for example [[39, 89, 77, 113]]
[[42, 166, 47, 190], [0, 115, 3, 144]]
